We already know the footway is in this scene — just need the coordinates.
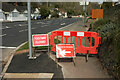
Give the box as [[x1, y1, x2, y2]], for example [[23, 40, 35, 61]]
[[4, 52, 63, 79]]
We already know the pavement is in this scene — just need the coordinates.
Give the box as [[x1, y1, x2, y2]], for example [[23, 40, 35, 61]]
[[1, 18, 111, 80], [6, 52, 63, 79]]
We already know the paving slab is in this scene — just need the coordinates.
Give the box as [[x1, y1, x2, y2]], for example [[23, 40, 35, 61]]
[[50, 53, 110, 78]]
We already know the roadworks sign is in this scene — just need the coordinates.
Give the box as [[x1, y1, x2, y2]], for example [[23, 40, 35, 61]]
[[32, 34, 49, 47], [56, 44, 75, 58]]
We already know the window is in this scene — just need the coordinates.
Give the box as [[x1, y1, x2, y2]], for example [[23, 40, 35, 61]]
[[12, 12, 18, 17], [0, 12, 3, 18]]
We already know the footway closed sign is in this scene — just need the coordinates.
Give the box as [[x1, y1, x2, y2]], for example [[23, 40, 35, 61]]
[[56, 44, 75, 58], [32, 34, 49, 47]]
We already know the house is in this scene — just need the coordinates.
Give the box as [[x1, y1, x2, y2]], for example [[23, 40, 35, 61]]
[[58, 9, 67, 18], [31, 8, 41, 20], [7, 8, 27, 22], [2, 3, 27, 21], [23, 10, 28, 17], [1, 3, 41, 21], [0, 9, 5, 21]]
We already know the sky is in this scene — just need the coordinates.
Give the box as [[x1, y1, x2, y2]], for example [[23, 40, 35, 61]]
[[88, 0, 118, 3], [0, 0, 119, 2]]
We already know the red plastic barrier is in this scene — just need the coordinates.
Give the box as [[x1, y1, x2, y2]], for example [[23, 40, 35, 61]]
[[49, 31, 101, 54]]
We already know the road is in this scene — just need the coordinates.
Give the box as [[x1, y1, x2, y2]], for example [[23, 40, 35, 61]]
[[1, 18, 82, 47]]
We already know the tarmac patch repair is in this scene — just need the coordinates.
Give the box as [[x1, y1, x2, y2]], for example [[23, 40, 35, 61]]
[[5, 52, 64, 79]]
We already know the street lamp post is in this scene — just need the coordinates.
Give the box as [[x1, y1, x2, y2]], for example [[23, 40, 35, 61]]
[[27, 0, 36, 59]]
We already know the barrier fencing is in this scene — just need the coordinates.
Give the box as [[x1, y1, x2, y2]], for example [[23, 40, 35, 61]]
[[49, 31, 101, 55]]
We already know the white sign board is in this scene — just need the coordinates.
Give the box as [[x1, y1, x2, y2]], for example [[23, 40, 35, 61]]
[[64, 32, 70, 36], [77, 32, 84, 36]]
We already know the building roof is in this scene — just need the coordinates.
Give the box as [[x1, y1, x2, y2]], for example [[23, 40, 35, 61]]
[[2, 3, 39, 14], [2, 3, 27, 13], [2, 3, 15, 12]]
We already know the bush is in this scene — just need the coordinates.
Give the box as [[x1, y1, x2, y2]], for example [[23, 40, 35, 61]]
[[93, 18, 110, 27]]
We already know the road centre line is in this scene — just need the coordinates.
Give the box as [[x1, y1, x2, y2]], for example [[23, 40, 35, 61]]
[[19, 30, 24, 32], [41, 25, 47, 27], [31, 28, 36, 29], [19, 29, 28, 32], [61, 23, 66, 25]]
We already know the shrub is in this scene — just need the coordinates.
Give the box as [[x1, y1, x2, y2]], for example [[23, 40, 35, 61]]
[[93, 18, 109, 27]]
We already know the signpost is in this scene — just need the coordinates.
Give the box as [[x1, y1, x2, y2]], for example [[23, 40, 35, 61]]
[[32, 34, 49, 56], [92, 9, 103, 19], [27, 0, 34, 59], [56, 44, 76, 67], [32, 34, 49, 47], [56, 44, 75, 58]]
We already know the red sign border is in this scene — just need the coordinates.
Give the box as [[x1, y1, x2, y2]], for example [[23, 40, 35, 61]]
[[32, 34, 49, 47], [56, 44, 76, 58]]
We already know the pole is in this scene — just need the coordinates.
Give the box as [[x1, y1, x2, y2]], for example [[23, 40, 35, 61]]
[[48, 45, 49, 56], [28, 0, 33, 59], [84, 1, 86, 27]]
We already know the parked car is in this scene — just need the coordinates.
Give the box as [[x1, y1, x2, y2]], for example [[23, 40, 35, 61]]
[[33, 16, 36, 20], [67, 15, 72, 18], [37, 16, 41, 20]]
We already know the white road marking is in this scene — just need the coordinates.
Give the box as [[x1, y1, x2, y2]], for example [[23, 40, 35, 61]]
[[25, 29, 28, 31], [61, 23, 66, 25], [0, 46, 16, 49], [19, 24, 22, 26], [0, 34, 6, 37], [6, 26, 10, 29], [31, 28, 36, 29], [36, 22, 41, 24], [0, 26, 10, 30], [19, 24, 27, 27], [48, 22, 75, 34], [19, 29, 28, 32], [41, 22, 45, 24], [41, 25, 47, 27], [36, 22, 45, 24], [19, 30, 24, 32]]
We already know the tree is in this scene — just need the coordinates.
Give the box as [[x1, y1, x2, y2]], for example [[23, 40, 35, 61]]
[[87, 2, 100, 16], [101, 2, 113, 9], [40, 6, 50, 19], [67, 9, 74, 16], [51, 9, 59, 18]]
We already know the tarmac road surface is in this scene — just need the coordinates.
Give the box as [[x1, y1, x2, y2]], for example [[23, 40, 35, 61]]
[[1, 18, 82, 47]]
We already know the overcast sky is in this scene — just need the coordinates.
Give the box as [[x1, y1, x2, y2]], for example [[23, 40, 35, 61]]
[[88, 0, 118, 2], [0, 0, 119, 2]]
